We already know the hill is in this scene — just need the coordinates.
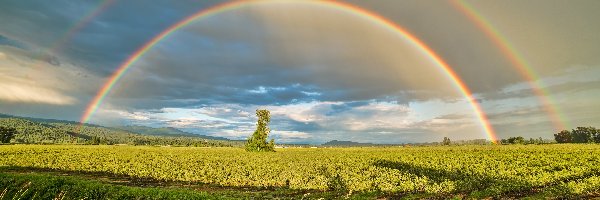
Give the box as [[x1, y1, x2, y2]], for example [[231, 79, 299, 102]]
[[0, 114, 242, 147], [0, 118, 83, 143], [0, 113, 98, 126], [116, 125, 228, 140]]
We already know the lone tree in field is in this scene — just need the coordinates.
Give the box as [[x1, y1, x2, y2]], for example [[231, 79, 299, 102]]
[[0, 126, 16, 143], [442, 137, 451, 145], [245, 109, 275, 152]]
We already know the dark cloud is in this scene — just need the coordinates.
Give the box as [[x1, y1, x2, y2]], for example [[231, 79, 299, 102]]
[[104, 3, 468, 109], [0, 0, 225, 75], [0, 35, 28, 50]]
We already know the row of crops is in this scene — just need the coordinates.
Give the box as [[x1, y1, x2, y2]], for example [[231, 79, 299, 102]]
[[1, 145, 599, 198]]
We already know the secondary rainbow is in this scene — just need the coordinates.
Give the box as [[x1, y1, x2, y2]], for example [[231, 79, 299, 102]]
[[80, 0, 498, 141], [41, 0, 116, 62], [451, 0, 568, 131]]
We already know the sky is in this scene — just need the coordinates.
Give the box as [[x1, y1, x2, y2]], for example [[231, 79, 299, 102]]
[[0, 0, 598, 144]]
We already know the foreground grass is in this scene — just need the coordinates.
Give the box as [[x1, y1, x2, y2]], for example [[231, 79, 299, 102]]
[[0, 172, 217, 199], [1, 144, 600, 199], [0, 171, 380, 199]]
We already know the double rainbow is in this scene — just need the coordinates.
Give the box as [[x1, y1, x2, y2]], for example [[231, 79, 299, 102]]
[[79, 0, 498, 141], [451, 0, 567, 131]]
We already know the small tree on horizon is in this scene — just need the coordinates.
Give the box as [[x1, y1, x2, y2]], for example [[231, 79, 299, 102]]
[[442, 137, 451, 145], [245, 109, 275, 152], [0, 126, 17, 143], [507, 136, 525, 144]]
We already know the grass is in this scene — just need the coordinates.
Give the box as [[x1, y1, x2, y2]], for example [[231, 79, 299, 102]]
[[0, 170, 380, 199], [0, 172, 216, 200]]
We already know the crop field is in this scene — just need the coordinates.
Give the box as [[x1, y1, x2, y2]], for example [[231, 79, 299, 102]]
[[1, 144, 600, 199]]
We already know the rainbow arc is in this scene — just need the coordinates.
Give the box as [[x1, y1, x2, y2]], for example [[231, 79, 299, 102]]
[[79, 0, 498, 142], [451, 0, 567, 132]]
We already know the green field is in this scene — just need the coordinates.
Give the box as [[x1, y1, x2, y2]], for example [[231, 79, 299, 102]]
[[1, 144, 600, 199]]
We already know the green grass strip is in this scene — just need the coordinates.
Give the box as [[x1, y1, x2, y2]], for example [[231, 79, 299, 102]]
[[0, 173, 220, 200]]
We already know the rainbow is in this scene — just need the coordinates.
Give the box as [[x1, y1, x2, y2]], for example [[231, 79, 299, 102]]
[[80, 0, 498, 141], [451, 0, 568, 131], [41, 0, 116, 61]]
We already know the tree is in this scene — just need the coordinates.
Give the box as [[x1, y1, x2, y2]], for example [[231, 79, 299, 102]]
[[245, 109, 275, 152], [554, 130, 572, 143], [571, 127, 596, 143], [507, 136, 525, 144], [90, 136, 101, 145], [0, 126, 17, 143], [442, 137, 451, 145]]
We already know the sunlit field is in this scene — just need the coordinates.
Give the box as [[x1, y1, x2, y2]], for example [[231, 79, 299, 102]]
[[1, 0, 599, 199], [1, 144, 600, 199]]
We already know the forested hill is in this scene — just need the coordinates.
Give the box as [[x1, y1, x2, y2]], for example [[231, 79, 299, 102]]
[[0, 114, 242, 147], [115, 125, 228, 141], [0, 113, 97, 126]]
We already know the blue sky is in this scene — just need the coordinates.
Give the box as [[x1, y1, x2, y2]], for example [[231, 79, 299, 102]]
[[0, 0, 599, 144]]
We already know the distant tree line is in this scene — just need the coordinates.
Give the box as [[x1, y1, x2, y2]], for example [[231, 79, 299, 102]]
[[436, 138, 495, 146], [554, 126, 599, 143], [439, 137, 550, 145], [500, 136, 547, 145], [497, 126, 600, 145]]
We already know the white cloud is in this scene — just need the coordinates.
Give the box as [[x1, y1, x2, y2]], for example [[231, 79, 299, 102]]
[[0, 75, 75, 105], [92, 98, 490, 142], [0, 48, 87, 105]]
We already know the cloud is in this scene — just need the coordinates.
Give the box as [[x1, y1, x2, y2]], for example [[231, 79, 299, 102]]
[[0, 75, 75, 105], [348, 0, 600, 93], [100, 2, 475, 112], [0, 35, 28, 50], [0, 0, 224, 76], [472, 65, 600, 139], [480, 65, 600, 101], [93, 99, 483, 143], [0, 46, 93, 105], [0, 38, 108, 121]]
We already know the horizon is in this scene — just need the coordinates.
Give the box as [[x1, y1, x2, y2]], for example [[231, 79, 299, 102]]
[[0, 111, 551, 145]]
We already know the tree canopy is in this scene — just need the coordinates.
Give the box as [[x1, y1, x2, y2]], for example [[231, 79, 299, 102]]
[[245, 109, 275, 152], [555, 127, 599, 143], [0, 126, 16, 143]]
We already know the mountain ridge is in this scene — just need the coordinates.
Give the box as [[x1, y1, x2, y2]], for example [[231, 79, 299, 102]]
[[115, 125, 229, 141]]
